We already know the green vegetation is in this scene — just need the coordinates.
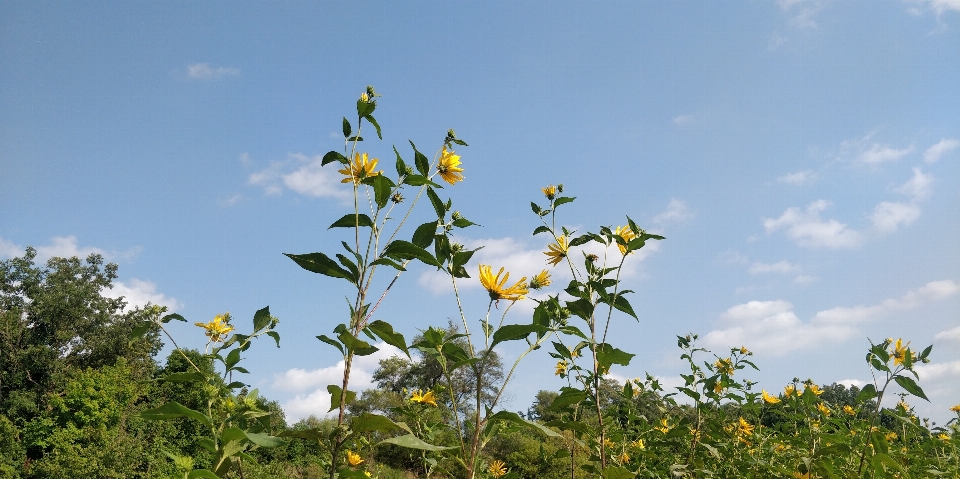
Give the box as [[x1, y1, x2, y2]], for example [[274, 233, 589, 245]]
[[1, 89, 957, 478]]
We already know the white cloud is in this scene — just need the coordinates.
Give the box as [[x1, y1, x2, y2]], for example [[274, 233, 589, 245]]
[[910, 0, 960, 15], [869, 201, 920, 233], [219, 194, 242, 206], [239, 152, 253, 167], [836, 379, 866, 389], [703, 280, 960, 356], [18, 235, 141, 263], [764, 200, 863, 248], [653, 199, 694, 224], [672, 114, 697, 126], [915, 360, 960, 384], [895, 168, 933, 201], [247, 153, 351, 200], [275, 343, 402, 421], [923, 138, 960, 163], [749, 260, 800, 275], [768, 32, 789, 51], [794, 274, 817, 284], [0, 235, 23, 259], [102, 279, 182, 312], [186, 63, 240, 80], [838, 132, 913, 165], [933, 324, 960, 345], [777, 170, 816, 186]]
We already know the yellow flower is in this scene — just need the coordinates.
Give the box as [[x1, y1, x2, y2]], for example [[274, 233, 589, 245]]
[[613, 225, 636, 256], [950, 404, 960, 412], [194, 313, 235, 343], [617, 452, 630, 464], [784, 384, 797, 397], [529, 269, 552, 290], [364, 472, 372, 478], [843, 405, 856, 416], [816, 402, 831, 416], [713, 382, 725, 394], [897, 400, 910, 412], [774, 443, 791, 453], [602, 437, 615, 449], [410, 390, 437, 407], [714, 358, 734, 375], [478, 265, 528, 301], [542, 184, 557, 200], [436, 146, 464, 185], [555, 359, 568, 376], [892, 338, 910, 366], [806, 384, 824, 396], [762, 389, 781, 404], [339, 152, 382, 184], [794, 472, 810, 479], [740, 346, 750, 354], [737, 417, 755, 437], [631, 439, 645, 449], [544, 236, 569, 266], [360, 92, 369, 102], [885, 432, 897, 441], [655, 418, 672, 433], [488, 460, 507, 478], [938, 433, 951, 441], [570, 348, 580, 359], [346, 450, 364, 467]]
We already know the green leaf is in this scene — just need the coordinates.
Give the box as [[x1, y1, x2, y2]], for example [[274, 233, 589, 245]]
[[412, 221, 437, 249], [427, 188, 445, 219], [370, 257, 406, 271], [600, 293, 638, 320], [487, 411, 561, 437], [553, 196, 575, 207], [346, 136, 363, 142], [543, 419, 590, 434], [602, 466, 633, 479], [857, 383, 878, 402], [490, 324, 548, 351], [187, 470, 221, 479], [894, 375, 929, 401], [364, 114, 382, 140], [329, 214, 374, 229], [532, 225, 551, 236], [327, 385, 356, 412], [565, 299, 594, 320], [549, 387, 588, 411], [394, 146, 407, 177], [226, 381, 246, 389], [410, 141, 429, 176], [371, 174, 392, 209], [357, 99, 375, 117], [568, 235, 593, 247], [382, 240, 441, 267], [336, 254, 360, 281], [163, 372, 205, 383], [596, 343, 635, 369], [224, 348, 241, 369], [530, 202, 542, 215], [266, 331, 280, 347], [379, 433, 457, 451], [317, 335, 345, 355], [452, 217, 477, 228], [161, 313, 186, 323], [245, 432, 284, 448], [367, 320, 410, 357], [342, 117, 351, 138], [322, 151, 348, 165], [284, 252, 354, 281], [129, 323, 152, 341], [141, 401, 212, 428], [253, 306, 271, 333], [352, 412, 403, 433]]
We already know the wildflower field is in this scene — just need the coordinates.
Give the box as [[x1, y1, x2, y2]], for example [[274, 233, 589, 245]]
[[2, 89, 958, 479]]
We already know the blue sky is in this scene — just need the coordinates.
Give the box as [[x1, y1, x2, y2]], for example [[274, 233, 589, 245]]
[[2, 1, 959, 424]]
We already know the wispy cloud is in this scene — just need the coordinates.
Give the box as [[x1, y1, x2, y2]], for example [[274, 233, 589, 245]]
[[779, 0, 829, 28], [923, 138, 960, 163], [908, 0, 960, 16], [247, 153, 351, 201], [186, 63, 240, 80], [102, 279, 182, 312], [764, 200, 863, 248], [895, 168, 933, 201], [748, 260, 801, 275], [777, 170, 816, 186], [653, 199, 694, 224], [672, 114, 698, 126], [933, 324, 960, 345], [838, 132, 913, 165], [869, 201, 921, 233], [0, 234, 142, 263], [703, 280, 960, 355]]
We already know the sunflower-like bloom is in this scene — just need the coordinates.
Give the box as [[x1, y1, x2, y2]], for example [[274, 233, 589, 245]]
[[939, 433, 951, 441], [816, 402, 832, 416], [529, 269, 551, 290], [631, 439, 645, 450], [740, 346, 750, 355], [488, 460, 507, 478], [713, 382, 725, 394], [613, 225, 636, 256], [555, 359, 568, 376], [951, 404, 960, 413], [794, 472, 811, 479], [195, 313, 235, 343], [478, 265, 528, 301], [410, 389, 438, 407], [762, 389, 781, 404], [542, 184, 556, 200], [436, 146, 464, 185], [346, 450, 364, 467], [737, 417, 755, 437], [897, 400, 910, 412], [885, 432, 898, 441], [843, 405, 856, 416], [655, 418, 672, 433], [339, 152, 382, 184], [784, 384, 797, 397], [617, 452, 631, 464], [892, 338, 910, 366], [714, 357, 734, 376], [806, 384, 824, 396], [544, 236, 569, 266]]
